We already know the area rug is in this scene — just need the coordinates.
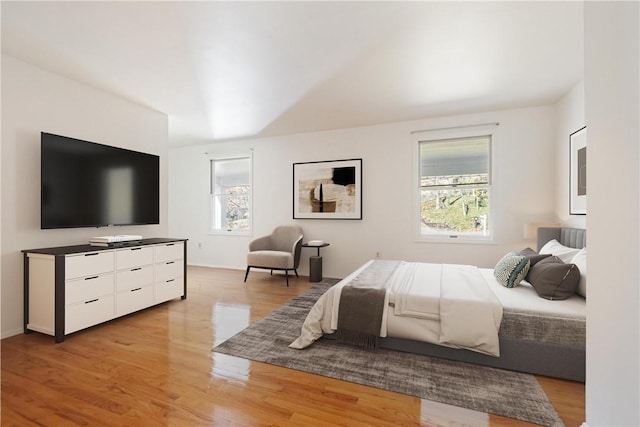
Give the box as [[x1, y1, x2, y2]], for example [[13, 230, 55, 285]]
[[214, 281, 564, 427]]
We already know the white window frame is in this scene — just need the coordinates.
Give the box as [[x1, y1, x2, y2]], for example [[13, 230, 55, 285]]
[[413, 125, 495, 244], [209, 154, 253, 236]]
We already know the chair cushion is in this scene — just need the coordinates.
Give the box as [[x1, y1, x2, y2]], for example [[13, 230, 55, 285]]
[[247, 250, 295, 269]]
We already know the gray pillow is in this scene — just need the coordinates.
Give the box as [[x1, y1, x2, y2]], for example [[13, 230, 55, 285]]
[[518, 247, 552, 267], [518, 247, 552, 281], [494, 252, 530, 288], [527, 256, 580, 300]]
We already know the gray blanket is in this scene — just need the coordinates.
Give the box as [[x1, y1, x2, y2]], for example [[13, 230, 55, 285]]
[[336, 260, 401, 348]]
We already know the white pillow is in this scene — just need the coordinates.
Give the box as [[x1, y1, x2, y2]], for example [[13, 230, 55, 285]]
[[571, 247, 587, 298], [539, 239, 581, 263]]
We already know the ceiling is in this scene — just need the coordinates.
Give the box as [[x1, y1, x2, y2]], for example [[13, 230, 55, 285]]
[[1, 1, 583, 147]]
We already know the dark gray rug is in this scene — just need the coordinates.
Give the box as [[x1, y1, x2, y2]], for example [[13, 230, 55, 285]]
[[214, 281, 564, 427]]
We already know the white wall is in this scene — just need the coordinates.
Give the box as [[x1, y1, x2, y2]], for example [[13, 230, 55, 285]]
[[555, 80, 587, 229], [1, 55, 170, 338], [0, 55, 3, 338], [584, 2, 639, 425], [169, 105, 558, 279]]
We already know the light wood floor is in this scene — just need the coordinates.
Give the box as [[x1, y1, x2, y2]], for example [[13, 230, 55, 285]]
[[1, 266, 585, 426]]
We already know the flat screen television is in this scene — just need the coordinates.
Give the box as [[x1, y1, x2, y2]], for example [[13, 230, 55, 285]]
[[41, 132, 160, 229]]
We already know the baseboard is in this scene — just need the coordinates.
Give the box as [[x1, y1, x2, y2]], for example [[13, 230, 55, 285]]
[[187, 262, 244, 270], [1, 327, 25, 340], [188, 262, 308, 277]]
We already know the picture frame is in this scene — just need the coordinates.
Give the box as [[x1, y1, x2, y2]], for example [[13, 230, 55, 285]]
[[569, 126, 587, 215], [293, 158, 362, 219]]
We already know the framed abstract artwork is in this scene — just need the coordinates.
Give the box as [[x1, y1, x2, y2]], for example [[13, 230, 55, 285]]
[[293, 158, 362, 219], [569, 126, 587, 215]]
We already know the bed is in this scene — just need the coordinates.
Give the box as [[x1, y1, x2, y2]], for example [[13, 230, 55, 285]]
[[290, 227, 586, 382]]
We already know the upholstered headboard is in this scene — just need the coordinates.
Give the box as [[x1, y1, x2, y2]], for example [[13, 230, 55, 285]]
[[537, 227, 586, 251]]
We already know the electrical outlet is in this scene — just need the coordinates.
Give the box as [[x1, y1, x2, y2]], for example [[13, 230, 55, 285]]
[[198, 242, 202, 249], [375, 251, 381, 259]]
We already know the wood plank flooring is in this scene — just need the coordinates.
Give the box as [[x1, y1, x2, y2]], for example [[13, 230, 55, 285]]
[[1, 266, 585, 426]]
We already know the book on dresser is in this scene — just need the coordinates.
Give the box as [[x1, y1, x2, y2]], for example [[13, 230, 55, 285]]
[[22, 237, 188, 343], [89, 235, 143, 247]]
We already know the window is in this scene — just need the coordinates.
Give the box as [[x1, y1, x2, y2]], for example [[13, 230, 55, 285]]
[[210, 156, 252, 234], [418, 134, 491, 240]]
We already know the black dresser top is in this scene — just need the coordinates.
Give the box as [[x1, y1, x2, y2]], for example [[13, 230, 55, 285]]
[[23, 238, 187, 256]]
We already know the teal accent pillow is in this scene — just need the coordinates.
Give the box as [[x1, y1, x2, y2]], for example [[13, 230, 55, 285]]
[[494, 252, 531, 288]]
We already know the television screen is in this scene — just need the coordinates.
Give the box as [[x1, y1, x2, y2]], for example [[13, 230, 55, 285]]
[[41, 132, 160, 229]]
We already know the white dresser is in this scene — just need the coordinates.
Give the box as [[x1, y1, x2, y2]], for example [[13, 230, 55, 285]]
[[23, 238, 187, 342]]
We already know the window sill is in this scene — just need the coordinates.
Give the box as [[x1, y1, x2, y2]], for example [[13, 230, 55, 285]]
[[209, 230, 252, 237], [415, 235, 496, 245]]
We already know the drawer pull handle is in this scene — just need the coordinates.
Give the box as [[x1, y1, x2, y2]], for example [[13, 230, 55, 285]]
[[131, 247, 142, 251], [84, 253, 99, 257], [166, 279, 175, 283], [166, 243, 175, 247], [131, 287, 142, 292], [85, 298, 99, 304], [131, 267, 142, 272], [166, 261, 175, 265], [85, 276, 99, 281]]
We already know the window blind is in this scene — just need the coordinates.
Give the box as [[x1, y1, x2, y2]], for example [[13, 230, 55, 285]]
[[419, 136, 490, 180]]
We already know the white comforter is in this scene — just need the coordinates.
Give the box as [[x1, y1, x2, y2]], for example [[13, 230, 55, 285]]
[[290, 260, 504, 356]]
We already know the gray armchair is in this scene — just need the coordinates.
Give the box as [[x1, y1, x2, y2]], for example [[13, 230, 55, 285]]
[[244, 225, 303, 286]]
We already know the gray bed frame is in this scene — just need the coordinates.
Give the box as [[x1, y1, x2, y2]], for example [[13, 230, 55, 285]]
[[328, 227, 587, 382]]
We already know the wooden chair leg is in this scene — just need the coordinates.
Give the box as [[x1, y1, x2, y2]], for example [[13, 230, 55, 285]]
[[285, 270, 289, 287], [244, 266, 250, 282], [294, 269, 299, 278]]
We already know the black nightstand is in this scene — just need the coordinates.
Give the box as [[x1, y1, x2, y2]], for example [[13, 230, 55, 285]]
[[302, 242, 330, 282]]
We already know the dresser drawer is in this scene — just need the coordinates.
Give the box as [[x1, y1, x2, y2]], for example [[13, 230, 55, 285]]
[[154, 242, 183, 263], [116, 246, 154, 270], [116, 286, 154, 316], [116, 265, 154, 292], [65, 295, 114, 334], [65, 251, 114, 280], [154, 277, 184, 303], [155, 260, 183, 282], [66, 273, 114, 305]]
